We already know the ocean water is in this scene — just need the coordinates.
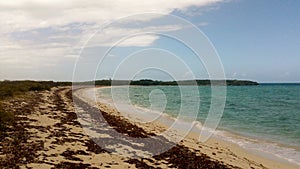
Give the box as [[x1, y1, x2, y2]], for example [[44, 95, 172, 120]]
[[97, 84, 300, 165]]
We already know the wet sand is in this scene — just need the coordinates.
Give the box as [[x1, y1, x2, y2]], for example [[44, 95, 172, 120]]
[[0, 86, 298, 169], [74, 86, 299, 169]]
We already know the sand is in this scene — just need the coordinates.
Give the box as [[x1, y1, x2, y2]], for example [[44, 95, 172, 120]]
[[0, 86, 299, 168], [0, 87, 135, 168], [74, 86, 300, 169]]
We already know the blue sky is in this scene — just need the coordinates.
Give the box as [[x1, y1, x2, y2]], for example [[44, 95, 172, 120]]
[[187, 0, 300, 82], [0, 0, 299, 82]]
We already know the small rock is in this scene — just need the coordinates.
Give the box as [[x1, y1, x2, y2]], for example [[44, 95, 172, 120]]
[[21, 102, 28, 106]]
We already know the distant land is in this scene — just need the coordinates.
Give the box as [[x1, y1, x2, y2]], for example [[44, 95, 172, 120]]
[[0, 79, 258, 99], [76, 79, 259, 86], [0, 79, 259, 95]]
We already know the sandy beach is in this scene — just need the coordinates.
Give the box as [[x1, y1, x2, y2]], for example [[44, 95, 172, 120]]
[[0, 86, 299, 169], [74, 86, 300, 169]]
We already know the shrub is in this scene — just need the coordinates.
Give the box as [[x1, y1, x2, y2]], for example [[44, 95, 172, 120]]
[[0, 103, 14, 130]]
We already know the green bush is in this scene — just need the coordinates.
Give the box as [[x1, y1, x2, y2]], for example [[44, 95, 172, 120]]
[[0, 80, 72, 131], [0, 103, 14, 130], [0, 80, 71, 100], [0, 110, 14, 124]]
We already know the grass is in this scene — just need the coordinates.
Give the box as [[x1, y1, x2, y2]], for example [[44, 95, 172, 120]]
[[0, 80, 71, 99], [0, 102, 14, 131], [0, 80, 71, 131]]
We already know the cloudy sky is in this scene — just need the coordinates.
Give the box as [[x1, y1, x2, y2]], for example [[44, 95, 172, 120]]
[[0, 0, 299, 82]]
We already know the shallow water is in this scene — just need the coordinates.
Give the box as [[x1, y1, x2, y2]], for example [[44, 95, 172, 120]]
[[97, 84, 300, 165]]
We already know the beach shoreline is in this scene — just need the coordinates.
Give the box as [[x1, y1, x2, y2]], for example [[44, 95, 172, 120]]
[[74, 86, 300, 169], [1, 86, 298, 168]]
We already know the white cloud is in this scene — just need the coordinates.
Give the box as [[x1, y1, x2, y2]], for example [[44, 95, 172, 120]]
[[85, 24, 184, 48], [118, 35, 160, 47], [0, 0, 222, 33], [0, 0, 225, 80]]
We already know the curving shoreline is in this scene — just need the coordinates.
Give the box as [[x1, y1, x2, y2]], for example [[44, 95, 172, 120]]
[[0, 86, 298, 168], [93, 85, 300, 166], [75, 86, 300, 169]]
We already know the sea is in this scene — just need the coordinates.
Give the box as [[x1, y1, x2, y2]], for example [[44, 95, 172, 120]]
[[96, 84, 300, 165]]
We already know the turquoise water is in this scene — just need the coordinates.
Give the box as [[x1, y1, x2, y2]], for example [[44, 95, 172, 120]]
[[97, 84, 300, 164]]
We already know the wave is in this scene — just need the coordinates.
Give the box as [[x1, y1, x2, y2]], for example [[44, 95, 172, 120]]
[[95, 87, 300, 166], [213, 129, 300, 166]]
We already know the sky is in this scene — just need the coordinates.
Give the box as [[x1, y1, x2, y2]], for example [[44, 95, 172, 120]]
[[0, 0, 299, 83]]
